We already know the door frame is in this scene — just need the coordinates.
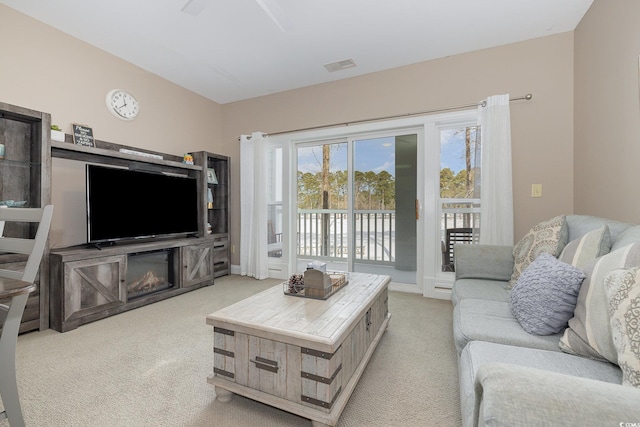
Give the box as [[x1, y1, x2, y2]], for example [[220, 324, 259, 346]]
[[268, 109, 478, 297]]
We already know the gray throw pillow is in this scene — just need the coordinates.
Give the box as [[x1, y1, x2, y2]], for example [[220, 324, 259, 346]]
[[605, 267, 640, 388], [508, 215, 568, 289], [559, 225, 612, 269], [560, 243, 640, 363], [510, 253, 586, 335]]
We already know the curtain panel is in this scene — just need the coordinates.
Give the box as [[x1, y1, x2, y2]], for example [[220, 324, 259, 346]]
[[478, 94, 514, 246], [240, 132, 269, 279]]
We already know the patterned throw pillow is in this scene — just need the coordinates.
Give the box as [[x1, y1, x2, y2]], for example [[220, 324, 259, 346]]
[[559, 243, 640, 363], [508, 215, 568, 289], [559, 225, 612, 269], [604, 267, 640, 388], [510, 253, 586, 335]]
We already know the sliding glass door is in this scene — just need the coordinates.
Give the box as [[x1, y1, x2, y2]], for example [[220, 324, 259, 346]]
[[295, 132, 418, 284]]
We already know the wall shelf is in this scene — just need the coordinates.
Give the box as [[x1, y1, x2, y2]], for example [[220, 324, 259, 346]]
[[51, 139, 201, 174]]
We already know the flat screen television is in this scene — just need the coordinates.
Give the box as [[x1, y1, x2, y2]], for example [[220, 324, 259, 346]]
[[86, 164, 199, 244]]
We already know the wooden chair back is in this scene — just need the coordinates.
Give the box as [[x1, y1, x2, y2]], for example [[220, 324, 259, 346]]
[[0, 205, 54, 284]]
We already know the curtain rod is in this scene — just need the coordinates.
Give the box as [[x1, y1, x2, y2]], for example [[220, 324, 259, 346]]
[[240, 93, 532, 140]]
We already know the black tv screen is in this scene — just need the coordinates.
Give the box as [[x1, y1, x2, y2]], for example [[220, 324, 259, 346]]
[[86, 164, 199, 244]]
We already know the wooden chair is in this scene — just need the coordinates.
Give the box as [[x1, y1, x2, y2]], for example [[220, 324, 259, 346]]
[[0, 205, 53, 426], [441, 227, 477, 272]]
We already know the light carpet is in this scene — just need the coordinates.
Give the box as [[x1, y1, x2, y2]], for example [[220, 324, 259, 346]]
[[5, 275, 461, 426]]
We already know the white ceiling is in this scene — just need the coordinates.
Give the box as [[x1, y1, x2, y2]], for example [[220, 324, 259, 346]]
[[1, 0, 593, 104]]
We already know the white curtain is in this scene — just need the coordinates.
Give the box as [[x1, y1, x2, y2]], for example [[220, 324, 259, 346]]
[[240, 131, 269, 279], [478, 94, 514, 246]]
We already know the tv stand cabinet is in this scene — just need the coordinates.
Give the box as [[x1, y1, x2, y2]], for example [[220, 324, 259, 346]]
[[49, 138, 230, 332], [50, 237, 218, 332]]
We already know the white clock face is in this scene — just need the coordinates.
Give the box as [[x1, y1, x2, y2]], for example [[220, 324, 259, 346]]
[[106, 89, 139, 120]]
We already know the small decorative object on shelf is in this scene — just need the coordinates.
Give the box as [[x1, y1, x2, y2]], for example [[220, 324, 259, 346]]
[[207, 188, 213, 209], [0, 200, 27, 207], [283, 271, 348, 300], [183, 153, 194, 164], [72, 124, 94, 147], [51, 125, 65, 142], [207, 168, 218, 184]]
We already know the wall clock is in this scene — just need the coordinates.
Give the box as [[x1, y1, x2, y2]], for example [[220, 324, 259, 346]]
[[105, 89, 140, 121]]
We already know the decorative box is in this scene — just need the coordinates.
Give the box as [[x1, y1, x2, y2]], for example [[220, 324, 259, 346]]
[[284, 271, 348, 300]]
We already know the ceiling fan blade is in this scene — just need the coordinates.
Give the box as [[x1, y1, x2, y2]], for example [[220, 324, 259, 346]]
[[181, 0, 209, 17], [255, 0, 291, 32]]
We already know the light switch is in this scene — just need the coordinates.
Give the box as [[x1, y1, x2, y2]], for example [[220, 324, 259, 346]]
[[531, 184, 543, 198]]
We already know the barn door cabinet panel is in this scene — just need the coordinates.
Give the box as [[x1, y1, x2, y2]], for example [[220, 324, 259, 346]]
[[182, 240, 214, 287], [52, 254, 127, 332]]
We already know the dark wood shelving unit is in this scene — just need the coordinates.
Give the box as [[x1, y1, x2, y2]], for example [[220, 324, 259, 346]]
[[193, 151, 230, 278], [0, 101, 51, 332]]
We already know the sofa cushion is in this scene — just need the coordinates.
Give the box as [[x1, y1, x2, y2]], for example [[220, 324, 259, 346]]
[[605, 267, 640, 387], [453, 299, 562, 355], [611, 225, 640, 251], [508, 215, 568, 289], [565, 215, 631, 244], [559, 225, 612, 269], [560, 243, 640, 363], [475, 363, 639, 427], [458, 341, 622, 427], [510, 253, 585, 335], [451, 278, 509, 305]]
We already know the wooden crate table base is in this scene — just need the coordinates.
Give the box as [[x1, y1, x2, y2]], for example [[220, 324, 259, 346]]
[[207, 273, 390, 427]]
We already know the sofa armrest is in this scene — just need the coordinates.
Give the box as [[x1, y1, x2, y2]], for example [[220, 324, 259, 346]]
[[475, 363, 640, 427], [454, 244, 514, 281]]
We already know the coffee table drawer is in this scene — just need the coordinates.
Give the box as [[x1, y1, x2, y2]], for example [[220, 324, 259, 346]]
[[214, 328, 344, 410]]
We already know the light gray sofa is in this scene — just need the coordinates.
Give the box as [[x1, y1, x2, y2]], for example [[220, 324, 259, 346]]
[[452, 215, 640, 427]]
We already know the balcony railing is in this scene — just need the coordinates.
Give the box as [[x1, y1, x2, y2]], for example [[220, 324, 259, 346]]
[[282, 200, 481, 266], [440, 198, 481, 231], [297, 209, 395, 264]]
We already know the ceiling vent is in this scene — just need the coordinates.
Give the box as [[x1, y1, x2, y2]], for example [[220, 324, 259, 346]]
[[324, 58, 357, 73]]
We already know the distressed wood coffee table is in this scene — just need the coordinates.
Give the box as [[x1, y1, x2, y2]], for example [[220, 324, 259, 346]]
[[206, 273, 390, 427]]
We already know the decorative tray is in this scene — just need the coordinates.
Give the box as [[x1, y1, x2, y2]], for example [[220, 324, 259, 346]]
[[283, 272, 349, 300]]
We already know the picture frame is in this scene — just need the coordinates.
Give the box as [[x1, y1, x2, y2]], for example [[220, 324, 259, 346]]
[[72, 123, 95, 147], [207, 168, 218, 184]]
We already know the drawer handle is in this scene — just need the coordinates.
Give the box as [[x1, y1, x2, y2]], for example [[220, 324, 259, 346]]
[[251, 356, 278, 373]]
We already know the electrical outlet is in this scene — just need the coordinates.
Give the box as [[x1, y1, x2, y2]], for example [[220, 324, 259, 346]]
[[531, 184, 543, 198]]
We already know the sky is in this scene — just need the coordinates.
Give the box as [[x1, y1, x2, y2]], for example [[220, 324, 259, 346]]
[[297, 131, 468, 176]]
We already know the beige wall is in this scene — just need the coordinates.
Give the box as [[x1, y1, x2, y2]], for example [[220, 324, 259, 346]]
[[223, 33, 576, 263], [574, 0, 640, 222], [0, 5, 223, 247], [2, 4, 577, 263]]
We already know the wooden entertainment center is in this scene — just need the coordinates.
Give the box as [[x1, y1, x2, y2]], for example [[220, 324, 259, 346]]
[[0, 100, 230, 333], [48, 133, 230, 332]]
